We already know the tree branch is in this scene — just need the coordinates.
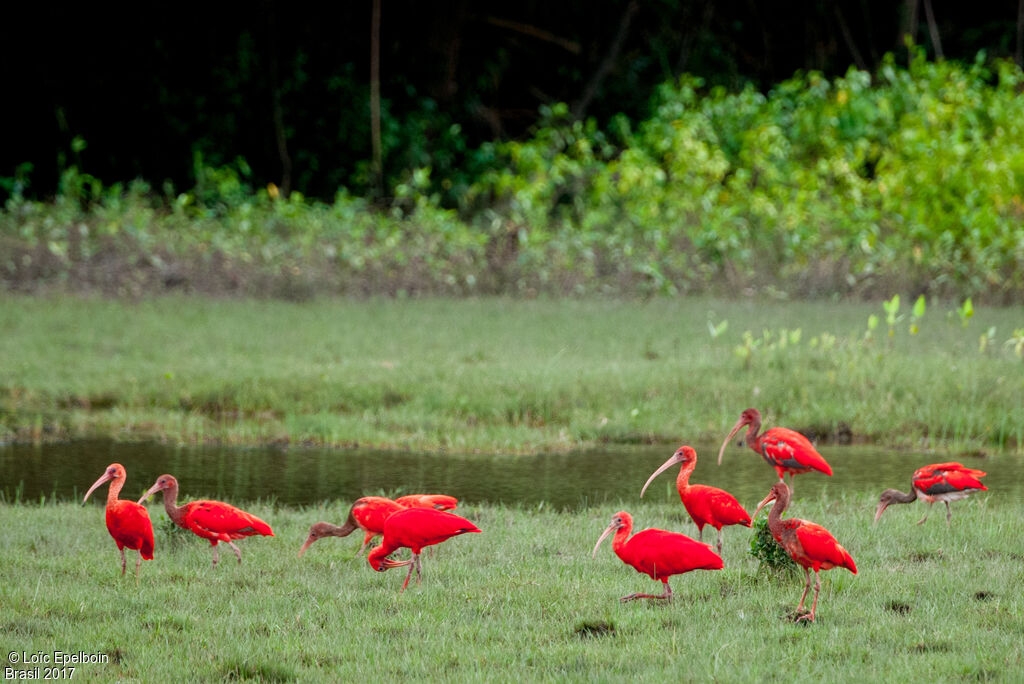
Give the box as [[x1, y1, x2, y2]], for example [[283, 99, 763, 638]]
[[572, 0, 639, 120], [833, 4, 868, 71], [483, 17, 581, 54], [369, 0, 383, 199], [921, 0, 944, 60]]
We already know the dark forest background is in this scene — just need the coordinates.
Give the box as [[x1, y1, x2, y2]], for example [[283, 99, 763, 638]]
[[5, 1, 1024, 203]]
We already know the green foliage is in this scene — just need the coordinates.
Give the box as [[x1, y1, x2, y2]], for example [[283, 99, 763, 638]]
[[1006, 329, 1024, 359], [748, 515, 798, 574], [909, 295, 926, 335], [5, 56, 1024, 299], [958, 298, 975, 327]]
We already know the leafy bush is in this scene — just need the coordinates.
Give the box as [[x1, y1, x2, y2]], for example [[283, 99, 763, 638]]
[[3, 52, 1023, 300], [748, 516, 797, 574]]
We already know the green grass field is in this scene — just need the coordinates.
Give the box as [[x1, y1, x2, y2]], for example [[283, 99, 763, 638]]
[[1, 296, 1022, 453], [1, 494, 1017, 682]]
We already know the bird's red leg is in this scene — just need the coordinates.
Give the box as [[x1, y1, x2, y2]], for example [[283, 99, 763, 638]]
[[794, 567, 811, 615], [228, 541, 242, 564], [944, 502, 952, 526], [212, 544, 220, 569], [120, 548, 127, 576], [135, 551, 143, 579], [620, 581, 673, 602], [358, 532, 373, 556], [697, 528, 703, 543], [414, 552, 423, 585], [916, 503, 933, 525], [400, 559, 416, 592], [798, 571, 822, 622], [716, 529, 723, 556]]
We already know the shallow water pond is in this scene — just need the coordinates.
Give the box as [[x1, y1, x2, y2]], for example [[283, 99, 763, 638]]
[[0, 439, 1010, 511]]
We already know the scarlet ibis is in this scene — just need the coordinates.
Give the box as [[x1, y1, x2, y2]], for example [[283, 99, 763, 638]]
[[591, 511, 723, 602], [138, 474, 274, 568], [753, 482, 856, 622], [875, 462, 987, 526], [298, 496, 404, 558], [640, 445, 751, 554], [367, 507, 481, 592], [717, 408, 832, 488], [395, 494, 458, 511], [83, 463, 154, 577]]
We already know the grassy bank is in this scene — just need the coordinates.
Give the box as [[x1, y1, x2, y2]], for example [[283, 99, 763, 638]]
[[1, 495, 1016, 681], [1, 296, 1022, 453]]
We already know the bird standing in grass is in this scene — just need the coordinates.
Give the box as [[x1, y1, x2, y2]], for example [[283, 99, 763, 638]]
[[139, 474, 273, 568], [591, 511, 723, 602], [717, 408, 832, 489], [753, 482, 856, 622], [84, 463, 154, 577], [367, 507, 481, 592], [298, 496, 405, 558], [640, 445, 751, 554], [875, 462, 987, 526]]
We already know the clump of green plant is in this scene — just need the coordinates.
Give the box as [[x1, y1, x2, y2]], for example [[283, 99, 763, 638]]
[[1006, 328, 1024, 359], [748, 515, 797, 574], [957, 298, 975, 328], [908, 295, 926, 335]]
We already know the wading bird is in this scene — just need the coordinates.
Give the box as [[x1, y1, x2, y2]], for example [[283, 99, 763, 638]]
[[640, 445, 751, 554], [875, 462, 987, 526], [717, 408, 832, 489], [591, 511, 723, 602], [753, 482, 856, 622], [83, 463, 154, 577], [139, 474, 274, 568], [298, 496, 404, 558], [367, 508, 481, 592], [395, 494, 458, 511]]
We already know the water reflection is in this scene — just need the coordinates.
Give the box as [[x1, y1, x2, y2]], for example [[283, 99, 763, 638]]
[[0, 439, 1006, 510]]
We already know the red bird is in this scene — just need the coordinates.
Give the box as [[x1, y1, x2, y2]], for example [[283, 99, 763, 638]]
[[754, 482, 857, 622], [395, 494, 458, 511], [299, 496, 405, 558], [875, 462, 987, 526], [640, 445, 751, 554], [139, 474, 274, 568], [717, 408, 833, 488], [591, 511, 723, 602], [83, 463, 154, 577], [367, 508, 481, 592]]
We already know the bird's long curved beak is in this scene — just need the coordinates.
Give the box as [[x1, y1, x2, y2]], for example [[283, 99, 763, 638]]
[[752, 491, 777, 519], [873, 501, 888, 525], [717, 416, 749, 465], [137, 482, 163, 505], [640, 453, 683, 498], [83, 471, 114, 504], [591, 522, 617, 559], [380, 558, 413, 569], [297, 536, 316, 558]]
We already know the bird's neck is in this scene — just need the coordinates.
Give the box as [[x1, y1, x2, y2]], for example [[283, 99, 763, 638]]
[[745, 421, 763, 452], [676, 462, 695, 492], [893, 488, 918, 504], [106, 477, 124, 505], [325, 522, 355, 538], [767, 492, 789, 538], [611, 523, 633, 558], [160, 483, 186, 526]]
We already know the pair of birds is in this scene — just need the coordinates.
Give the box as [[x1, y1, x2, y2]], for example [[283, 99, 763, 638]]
[[83, 464, 274, 576], [298, 494, 480, 592], [594, 408, 987, 622]]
